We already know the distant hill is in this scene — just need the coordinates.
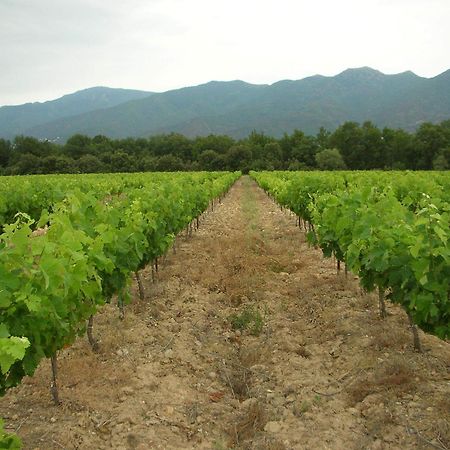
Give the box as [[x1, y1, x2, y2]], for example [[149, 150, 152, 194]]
[[1, 68, 450, 141], [0, 87, 153, 139]]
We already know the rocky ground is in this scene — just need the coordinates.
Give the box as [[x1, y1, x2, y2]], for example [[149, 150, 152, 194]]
[[1, 176, 449, 450]]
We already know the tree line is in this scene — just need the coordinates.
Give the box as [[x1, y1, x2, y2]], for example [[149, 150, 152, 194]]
[[0, 120, 449, 175]]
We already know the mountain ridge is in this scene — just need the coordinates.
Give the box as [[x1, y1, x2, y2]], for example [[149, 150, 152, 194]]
[[1, 67, 449, 141], [0, 87, 153, 139]]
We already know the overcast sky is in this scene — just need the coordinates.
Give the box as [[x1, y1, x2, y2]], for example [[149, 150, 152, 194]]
[[1, 0, 449, 106]]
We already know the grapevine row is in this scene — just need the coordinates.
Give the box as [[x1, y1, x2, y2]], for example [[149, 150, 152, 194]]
[[251, 171, 450, 346], [0, 171, 240, 448], [0, 171, 228, 230]]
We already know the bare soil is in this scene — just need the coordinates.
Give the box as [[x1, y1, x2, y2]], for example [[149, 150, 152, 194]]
[[1, 176, 449, 450]]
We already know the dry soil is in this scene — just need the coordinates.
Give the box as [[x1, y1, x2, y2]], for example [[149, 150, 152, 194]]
[[1, 176, 449, 450]]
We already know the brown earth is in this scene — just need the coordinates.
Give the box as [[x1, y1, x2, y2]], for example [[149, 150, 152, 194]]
[[1, 176, 449, 450]]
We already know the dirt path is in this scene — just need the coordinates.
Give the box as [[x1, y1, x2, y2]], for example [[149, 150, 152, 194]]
[[1, 176, 449, 450]]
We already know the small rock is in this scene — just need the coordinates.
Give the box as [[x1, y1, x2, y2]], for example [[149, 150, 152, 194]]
[[145, 417, 160, 426], [169, 323, 181, 333], [264, 421, 282, 433], [121, 386, 134, 395], [77, 418, 86, 427], [50, 417, 56, 423], [285, 394, 296, 404], [250, 364, 267, 372], [12, 414, 19, 421], [371, 439, 383, 450], [283, 384, 296, 395], [241, 398, 258, 409], [164, 349, 174, 358], [119, 415, 136, 425], [136, 445, 148, 450]]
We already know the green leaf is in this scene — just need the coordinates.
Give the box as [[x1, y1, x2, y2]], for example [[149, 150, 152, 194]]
[[0, 418, 22, 449], [0, 325, 9, 339], [0, 336, 30, 374]]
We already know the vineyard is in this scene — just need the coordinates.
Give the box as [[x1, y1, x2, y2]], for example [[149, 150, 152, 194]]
[[0, 171, 240, 447], [0, 171, 449, 449], [250, 171, 450, 343]]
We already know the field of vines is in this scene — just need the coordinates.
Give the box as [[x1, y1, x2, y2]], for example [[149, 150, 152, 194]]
[[0, 170, 449, 449], [251, 171, 450, 344], [0, 171, 240, 448]]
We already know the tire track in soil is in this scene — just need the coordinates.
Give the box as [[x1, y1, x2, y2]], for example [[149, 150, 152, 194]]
[[1, 176, 449, 450]]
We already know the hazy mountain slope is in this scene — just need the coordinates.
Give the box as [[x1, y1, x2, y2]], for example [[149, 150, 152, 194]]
[[23, 81, 266, 140], [3, 67, 450, 140], [0, 87, 153, 139], [148, 68, 450, 138]]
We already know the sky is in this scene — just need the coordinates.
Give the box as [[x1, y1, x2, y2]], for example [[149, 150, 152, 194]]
[[0, 0, 449, 106]]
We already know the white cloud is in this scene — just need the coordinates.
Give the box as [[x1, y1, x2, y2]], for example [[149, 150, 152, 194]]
[[0, 0, 449, 105]]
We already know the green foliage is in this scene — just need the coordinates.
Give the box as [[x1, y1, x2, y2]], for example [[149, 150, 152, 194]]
[[0, 140, 11, 168], [0, 334, 30, 376], [1, 115, 450, 174], [251, 170, 450, 339], [315, 148, 346, 170], [0, 420, 21, 449], [0, 171, 241, 397], [229, 306, 264, 336]]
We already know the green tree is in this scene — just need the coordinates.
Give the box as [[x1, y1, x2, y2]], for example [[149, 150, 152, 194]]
[[110, 151, 135, 172], [12, 152, 42, 174], [315, 148, 347, 170], [198, 150, 223, 171], [330, 122, 364, 169], [193, 135, 234, 156], [64, 134, 92, 159], [13, 135, 54, 159], [382, 127, 415, 169], [315, 127, 331, 150], [225, 145, 252, 172], [150, 133, 193, 162], [414, 122, 449, 169], [154, 154, 185, 171], [41, 155, 76, 173], [280, 130, 317, 168], [90, 135, 114, 156], [431, 146, 450, 170], [77, 154, 105, 173], [361, 121, 386, 169], [250, 142, 283, 170], [0, 139, 11, 167]]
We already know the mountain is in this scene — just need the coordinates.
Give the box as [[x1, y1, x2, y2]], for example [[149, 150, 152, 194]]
[[0, 87, 153, 139], [2, 68, 450, 141]]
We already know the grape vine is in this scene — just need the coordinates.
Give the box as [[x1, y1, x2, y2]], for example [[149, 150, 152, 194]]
[[251, 170, 450, 347]]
